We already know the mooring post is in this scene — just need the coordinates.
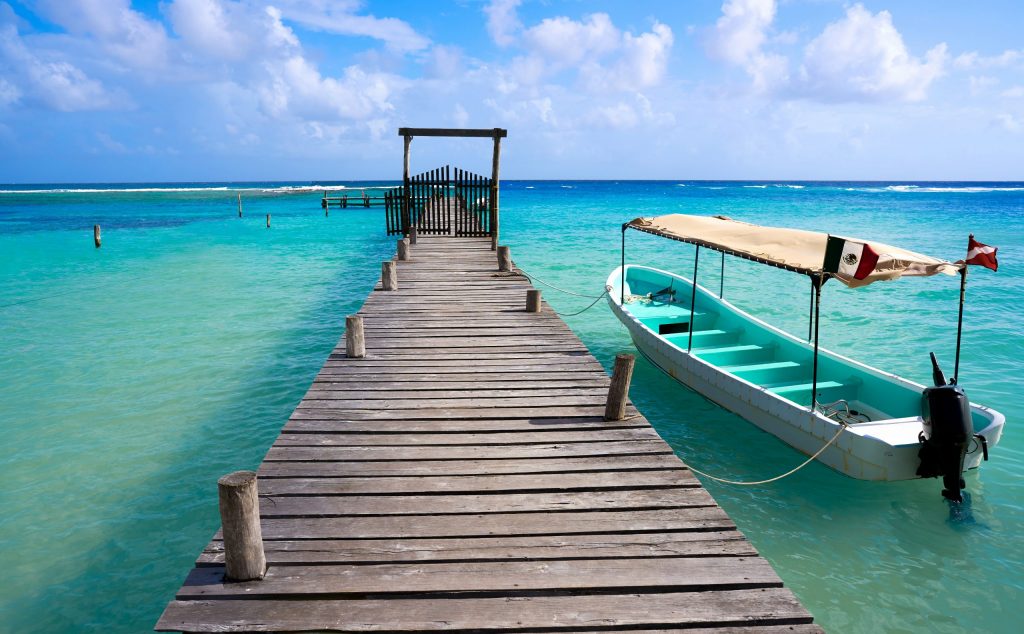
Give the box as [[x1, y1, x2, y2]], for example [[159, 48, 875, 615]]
[[266, 213, 271, 228], [237, 193, 243, 217], [321, 192, 327, 209], [604, 354, 636, 421], [397, 238, 410, 261], [217, 471, 266, 582], [497, 245, 511, 272], [382, 261, 398, 291], [342, 194, 347, 209], [409, 226, 418, 245], [93, 224, 101, 248], [526, 289, 542, 313], [345, 315, 365, 358]]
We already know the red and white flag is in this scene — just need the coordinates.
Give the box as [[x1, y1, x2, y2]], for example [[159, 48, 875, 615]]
[[966, 235, 998, 272]]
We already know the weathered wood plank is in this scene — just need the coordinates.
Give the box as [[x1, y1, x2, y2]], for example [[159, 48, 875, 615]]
[[265, 439, 670, 461], [272, 428, 661, 446], [157, 587, 812, 632], [281, 417, 645, 434], [288, 406, 643, 421], [197, 531, 757, 566]]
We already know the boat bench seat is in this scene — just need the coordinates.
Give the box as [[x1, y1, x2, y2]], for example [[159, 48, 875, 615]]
[[766, 380, 857, 404], [723, 360, 804, 385], [695, 344, 776, 366], [666, 328, 741, 349]]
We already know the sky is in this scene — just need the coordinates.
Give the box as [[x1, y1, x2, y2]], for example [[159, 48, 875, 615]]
[[0, 0, 1022, 182]]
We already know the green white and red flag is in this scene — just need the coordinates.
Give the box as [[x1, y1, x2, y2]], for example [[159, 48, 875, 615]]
[[823, 236, 880, 280]]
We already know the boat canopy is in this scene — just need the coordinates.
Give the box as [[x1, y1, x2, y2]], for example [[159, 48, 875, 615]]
[[627, 214, 959, 288]]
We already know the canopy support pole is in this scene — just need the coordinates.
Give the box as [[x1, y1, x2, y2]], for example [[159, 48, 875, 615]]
[[953, 257, 968, 384], [719, 251, 725, 299], [620, 225, 628, 305], [688, 245, 700, 353], [811, 274, 822, 412], [808, 278, 816, 341]]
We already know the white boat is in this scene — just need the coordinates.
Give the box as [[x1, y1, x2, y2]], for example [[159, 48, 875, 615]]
[[607, 214, 1004, 500]]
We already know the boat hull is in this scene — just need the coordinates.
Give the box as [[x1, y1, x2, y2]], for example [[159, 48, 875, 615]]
[[607, 265, 1004, 482]]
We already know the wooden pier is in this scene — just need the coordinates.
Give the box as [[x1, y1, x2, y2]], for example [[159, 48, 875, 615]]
[[156, 229, 821, 632]]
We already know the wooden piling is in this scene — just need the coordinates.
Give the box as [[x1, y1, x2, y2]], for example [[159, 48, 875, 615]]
[[491, 130, 501, 250], [266, 214, 271, 228], [526, 289, 542, 313], [497, 245, 512, 272], [382, 261, 398, 291], [237, 193, 243, 218], [398, 238, 410, 261], [217, 471, 266, 582], [409, 226, 418, 245], [93, 224, 101, 248], [342, 194, 348, 209], [604, 354, 636, 421], [345, 315, 365, 358]]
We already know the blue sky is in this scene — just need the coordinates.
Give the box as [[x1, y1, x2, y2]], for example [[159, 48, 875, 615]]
[[0, 0, 1022, 182]]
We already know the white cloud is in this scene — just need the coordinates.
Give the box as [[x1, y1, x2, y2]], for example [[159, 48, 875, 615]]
[[523, 13, 620, 68], [452, 103, 469, 127], [954, 49, 1023, 70], [484, 0, 522, 47], [0, 76, 20, 106], [34, 0, 170, 70], [1002, 86, 1024, 98], [0, 23, 111, 111], [275, 0, 429, 53], [995, 113, 1021, 133], [798, 4, 947, 102], [166, 0, 258, 61], [706, 0, 787, 92]]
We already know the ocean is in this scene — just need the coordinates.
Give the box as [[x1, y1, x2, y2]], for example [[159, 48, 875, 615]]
[[1, 180, 1021, 632]]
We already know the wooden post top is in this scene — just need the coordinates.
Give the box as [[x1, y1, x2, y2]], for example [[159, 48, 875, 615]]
[[398, 127, 508, 139]]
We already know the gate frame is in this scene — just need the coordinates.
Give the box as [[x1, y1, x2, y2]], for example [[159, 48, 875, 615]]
[[398, 127, 508, 250]]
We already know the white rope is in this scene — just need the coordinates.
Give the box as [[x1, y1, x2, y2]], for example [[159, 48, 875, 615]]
[[514, 266, 606, 299], [552, 290, 609, 317], [685, 423, 848, 486]]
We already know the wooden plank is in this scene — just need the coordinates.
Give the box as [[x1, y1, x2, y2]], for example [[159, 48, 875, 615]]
[[398, 127, 507, 138], [272, 428, 662, 446], [299, 387, 612, 401], [257, 454, 688, 477], [254, 470, 695, 493], [178, 556, 781, 598], [264, 439, 670, 461], [281, 417, 646, 433], [242, 507, 735, 540], [158, 587, 812, 632], [197, 531, 757, 566], [287, 406, 643, 421]]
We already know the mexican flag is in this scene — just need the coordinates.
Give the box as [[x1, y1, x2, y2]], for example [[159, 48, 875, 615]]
[[823, 236, 880, 280]]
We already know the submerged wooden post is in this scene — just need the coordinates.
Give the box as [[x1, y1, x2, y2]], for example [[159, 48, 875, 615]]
[[237, 193, 243, 217], [266, 213, 271, 228], [217, 471, 266, 582], [497, 245, 511, 272], [345, 315, 365, 358], [93, 224, 101, 248], [604, 354, 636, 421], [490, 130, 501, 250], [409, 225, 418, 245], [382, 261, 398, 291], [397, 238, 410, 261], [526, 289, 542, 313]]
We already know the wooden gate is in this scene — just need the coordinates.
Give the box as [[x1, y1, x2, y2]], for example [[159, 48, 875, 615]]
[[384, 165, 493, 237]]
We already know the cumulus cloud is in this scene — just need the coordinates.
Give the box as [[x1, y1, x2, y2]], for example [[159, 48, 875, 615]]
[[954, 49, 1023, 70], [34, 0, 170, 70], [706, 0, 787, 92], [798, 4, 947, 102], [0, 23, 111, 111], [484, 0, 522, 47]]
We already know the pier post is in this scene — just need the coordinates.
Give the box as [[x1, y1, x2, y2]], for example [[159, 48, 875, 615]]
[[237, 193, 243, 217], [217, 471, 266, 582], [490, 130, 501, 250], [93, 224, 101, 248], [604, 354, 636, 421], [266, 214, 271, 228], [403, 134, 412, 236], [497, 245, 511, 272], [398, 238, 410, 261], [346, 315, 366, 358], [526, 289, 542, 313], [382, 261, 398, 291], [409, 226, 418, 245]]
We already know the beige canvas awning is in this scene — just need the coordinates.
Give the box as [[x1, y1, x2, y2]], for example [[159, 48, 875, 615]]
[[628, 214, 959, 288]]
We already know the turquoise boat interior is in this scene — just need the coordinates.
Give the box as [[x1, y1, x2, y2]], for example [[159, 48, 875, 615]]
[[619, 265, 936, 426]]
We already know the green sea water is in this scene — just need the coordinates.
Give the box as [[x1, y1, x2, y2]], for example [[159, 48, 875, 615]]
[[1, 181, 1021, 632]]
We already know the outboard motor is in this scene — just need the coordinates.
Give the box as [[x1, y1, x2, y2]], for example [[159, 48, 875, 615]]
[[917, 353, 974, 503]]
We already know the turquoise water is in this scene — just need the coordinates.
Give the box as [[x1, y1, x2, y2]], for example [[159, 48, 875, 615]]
[[1, 181, 1021, 632]]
